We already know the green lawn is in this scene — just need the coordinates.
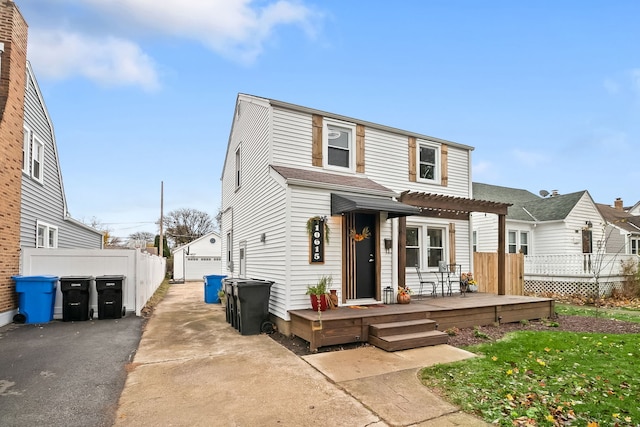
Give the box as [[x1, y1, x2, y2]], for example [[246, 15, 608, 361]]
[[556, 303, 640, 323], [420, 330, 639, 426]]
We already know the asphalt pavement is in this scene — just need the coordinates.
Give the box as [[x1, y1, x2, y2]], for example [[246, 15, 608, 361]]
[[0, 315, 143, 427]]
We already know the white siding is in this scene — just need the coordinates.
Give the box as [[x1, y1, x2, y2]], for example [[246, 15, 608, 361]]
[[272, 107, 313, 167], [221, 94, 476, 322], [221, 97, 290, 319], [20, 64, 102, 249]]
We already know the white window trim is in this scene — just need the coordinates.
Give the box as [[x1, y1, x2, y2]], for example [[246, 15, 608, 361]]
[[322, 118, 356, 172], [629, 236, 640, 255], [416, 140, 441, 184], [36, 221, 58, 248], [31, 134, 44, 183], [406, 223, 448, 271], [507, 229, 530, 254], [235, 145, 242, 189], [22, 127, 31, 175]]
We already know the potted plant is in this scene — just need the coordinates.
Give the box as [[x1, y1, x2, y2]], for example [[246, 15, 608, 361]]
[[306, 275, 332, 311]]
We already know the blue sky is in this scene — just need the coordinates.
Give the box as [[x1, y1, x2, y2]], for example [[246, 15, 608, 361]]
[[16, 0, 640, 240]]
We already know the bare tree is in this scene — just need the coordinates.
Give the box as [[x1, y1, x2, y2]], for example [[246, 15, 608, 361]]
[[162, 208, 214, 246], [81, 216, 122, 247], [128, 231, 155, 248]]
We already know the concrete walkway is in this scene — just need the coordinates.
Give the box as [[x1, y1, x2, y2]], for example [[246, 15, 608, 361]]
[[114, 282, 489, 426]]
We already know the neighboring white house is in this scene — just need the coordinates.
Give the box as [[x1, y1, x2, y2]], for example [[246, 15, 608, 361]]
[[471, 183, 605, 256], [596, 199, 640, 255], [220, 94, 507, 333], [20, 62, 103, 249], [171, 231, 222, 281]]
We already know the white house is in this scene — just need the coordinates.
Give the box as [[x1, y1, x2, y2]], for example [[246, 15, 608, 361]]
[[596, 199, 640, 255], [220, 94, 507, 334], [471, 183, 605, 256], [171, 231, 222, 281]]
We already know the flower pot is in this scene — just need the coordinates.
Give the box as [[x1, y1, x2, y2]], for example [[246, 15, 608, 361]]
[[469, 284, 478, 292], [397, 293, 411, 304], [310, 294, 328, 311]]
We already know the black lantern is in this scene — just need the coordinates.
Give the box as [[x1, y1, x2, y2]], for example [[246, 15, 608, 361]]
[[383, 286, 394, 304]]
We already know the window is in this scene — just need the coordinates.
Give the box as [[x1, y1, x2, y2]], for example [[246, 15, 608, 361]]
[[239, 241, 246, 277], [508, 231, 517, 254], [406, 225, 447, 270], [324, 119, 355, 170], [235, 146, 241, 189], [406, 227, 420, 268], [22, 127, 30, 174], [417, 142, 439, 182], [36, 222, 58, 248], [630, 237, 640, 255], [31, 135, 44, 183], [472, 230, 477, 252], [427, 228, 444, 268], [520, 232, 529, 255], [226, 231, 233, 271], [508, 230, 529, 254]]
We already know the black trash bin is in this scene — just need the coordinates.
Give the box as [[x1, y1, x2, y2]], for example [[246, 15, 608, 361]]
[[95, 275, 125, 319], [223, 278, 236, 327], [233, 279, 274, 336], [60, 276, 94, 321]]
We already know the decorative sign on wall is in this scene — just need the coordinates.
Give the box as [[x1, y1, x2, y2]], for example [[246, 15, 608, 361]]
[[309, 218, 325, 264]]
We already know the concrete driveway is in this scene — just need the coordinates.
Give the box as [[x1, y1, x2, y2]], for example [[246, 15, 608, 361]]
[[114, 282, 488, 426]]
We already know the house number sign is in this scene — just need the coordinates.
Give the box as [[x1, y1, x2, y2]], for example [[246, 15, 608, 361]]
[[309, 218, 325, 264]]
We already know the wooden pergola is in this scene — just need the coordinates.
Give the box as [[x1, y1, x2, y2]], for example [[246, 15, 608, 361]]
[[397, 191, 512, 295]]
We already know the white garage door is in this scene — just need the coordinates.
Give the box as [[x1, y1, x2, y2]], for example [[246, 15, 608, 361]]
[[185, 255, 222, 281]]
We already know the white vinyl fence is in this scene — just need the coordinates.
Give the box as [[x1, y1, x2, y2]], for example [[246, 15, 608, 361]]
[[19, 248, 165, 319], [524, 253, 637, 296]]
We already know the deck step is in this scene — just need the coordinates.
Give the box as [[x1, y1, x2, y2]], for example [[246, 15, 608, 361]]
[[369, 319, 438, 337], [369, 330, 449, 352]]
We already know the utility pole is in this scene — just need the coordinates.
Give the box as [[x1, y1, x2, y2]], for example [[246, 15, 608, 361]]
[[159, 181, 164, 257]]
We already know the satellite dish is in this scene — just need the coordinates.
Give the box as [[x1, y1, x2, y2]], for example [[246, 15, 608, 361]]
[[539, 190, 549, 197]]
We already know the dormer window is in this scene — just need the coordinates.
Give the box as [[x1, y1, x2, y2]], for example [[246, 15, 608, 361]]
[[324, 119, 355, 171]]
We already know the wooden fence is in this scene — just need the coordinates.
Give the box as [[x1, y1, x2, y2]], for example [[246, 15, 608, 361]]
[[473, 252, 524, 295]]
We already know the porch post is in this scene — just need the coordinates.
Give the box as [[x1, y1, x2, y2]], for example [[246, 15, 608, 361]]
[[498, 213, 506, 295], [398, 216, 406, 288]]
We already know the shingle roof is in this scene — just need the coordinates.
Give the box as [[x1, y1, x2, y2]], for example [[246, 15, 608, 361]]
[[472, 183, 587, 222], [271, 165, 396, 196], [596, 203, 640, 234]]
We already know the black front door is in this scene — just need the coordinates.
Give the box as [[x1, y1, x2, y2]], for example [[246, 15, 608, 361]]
[[354, 213, 377, 299]]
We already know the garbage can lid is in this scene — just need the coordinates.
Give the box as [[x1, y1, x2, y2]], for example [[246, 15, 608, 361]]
[[60, 276, 95, 280], [12, 275, 59, 282], [96, 275, 126, 280]]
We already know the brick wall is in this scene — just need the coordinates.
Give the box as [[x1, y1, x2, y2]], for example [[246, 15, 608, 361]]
[[0, 0, 27, 313]]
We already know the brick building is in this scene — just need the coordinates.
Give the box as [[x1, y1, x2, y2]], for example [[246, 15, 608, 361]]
[[0, 0, 27, 319]]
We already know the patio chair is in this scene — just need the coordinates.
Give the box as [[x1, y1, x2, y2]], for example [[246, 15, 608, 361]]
[[446, 264, 462, 297], [415, 266, 437, 299]]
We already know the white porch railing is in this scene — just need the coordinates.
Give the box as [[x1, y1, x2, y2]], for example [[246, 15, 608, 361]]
[[524, 253, 637, 297]]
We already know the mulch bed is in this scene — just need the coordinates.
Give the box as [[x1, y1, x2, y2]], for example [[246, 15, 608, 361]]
[[269, 314, 640, 357]]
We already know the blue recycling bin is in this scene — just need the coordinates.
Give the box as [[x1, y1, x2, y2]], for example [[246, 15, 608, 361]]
[[12, 275, 58, 324], [204, 274, 226, 304]]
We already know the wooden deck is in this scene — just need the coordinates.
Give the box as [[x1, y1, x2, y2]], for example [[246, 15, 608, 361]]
[[289, 293, 555, 351]]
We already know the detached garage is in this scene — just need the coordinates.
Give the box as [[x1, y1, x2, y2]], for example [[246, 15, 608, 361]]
[[172, 232, 222, 281]]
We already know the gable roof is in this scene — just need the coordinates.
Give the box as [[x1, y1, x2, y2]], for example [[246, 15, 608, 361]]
[[171, 231, 221, 254], [596, 203, 640, 234], [473, 183, 590, 222]]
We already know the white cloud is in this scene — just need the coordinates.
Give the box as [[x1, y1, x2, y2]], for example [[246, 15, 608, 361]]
[[74, 0, 319, 63], [29, 29, 160, 91]]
